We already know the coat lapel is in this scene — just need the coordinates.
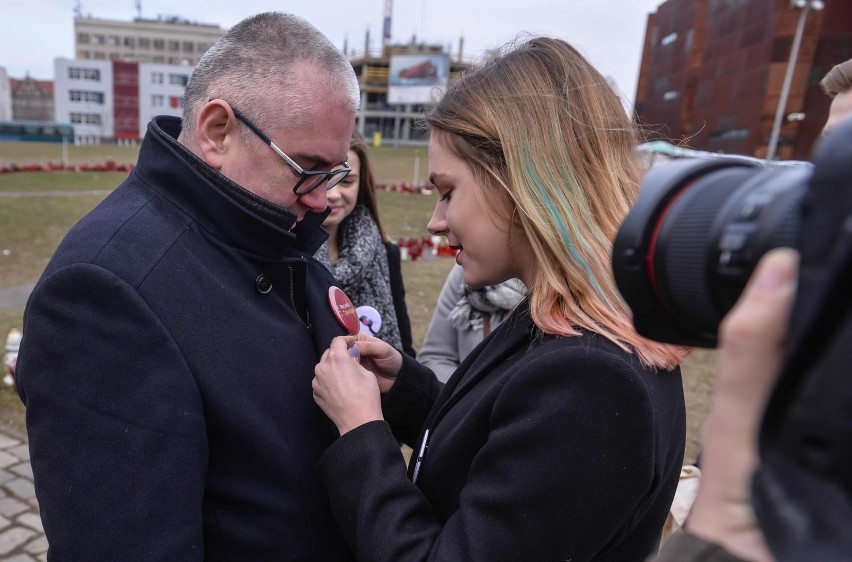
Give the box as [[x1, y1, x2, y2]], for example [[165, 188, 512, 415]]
[[425, 299, 536, 431]]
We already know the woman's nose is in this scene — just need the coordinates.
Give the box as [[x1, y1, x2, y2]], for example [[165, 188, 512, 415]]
[[426, 204, 447, 236]]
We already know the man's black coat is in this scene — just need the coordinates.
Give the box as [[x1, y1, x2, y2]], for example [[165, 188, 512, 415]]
[[17, 117, 354, 560]]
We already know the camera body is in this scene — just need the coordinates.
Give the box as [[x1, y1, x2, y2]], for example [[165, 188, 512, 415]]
[[614, 118, 852, 560]]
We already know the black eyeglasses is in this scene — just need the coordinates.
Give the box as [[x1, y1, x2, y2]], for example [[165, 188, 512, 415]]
[[225, 102, 351, 195]]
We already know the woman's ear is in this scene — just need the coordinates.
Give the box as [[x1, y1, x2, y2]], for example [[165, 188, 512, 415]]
[[194, 100, 239, 170]]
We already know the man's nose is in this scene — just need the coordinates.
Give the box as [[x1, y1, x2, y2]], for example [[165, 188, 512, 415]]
[[300, 185, 329, 213]]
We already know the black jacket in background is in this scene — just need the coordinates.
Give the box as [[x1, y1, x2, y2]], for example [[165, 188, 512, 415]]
[[384, 241, 416, 357]]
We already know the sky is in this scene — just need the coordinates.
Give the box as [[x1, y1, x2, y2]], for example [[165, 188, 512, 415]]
[[1, 0, 665, 106]]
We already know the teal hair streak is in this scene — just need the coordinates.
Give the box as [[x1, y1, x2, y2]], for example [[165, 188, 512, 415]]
[[522, 151, 612, 305]]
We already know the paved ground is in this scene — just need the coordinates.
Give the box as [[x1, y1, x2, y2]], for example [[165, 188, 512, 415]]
[[0, 285, 34, 311], [0, 430, 45, 561], [0, 282, 46, 560]]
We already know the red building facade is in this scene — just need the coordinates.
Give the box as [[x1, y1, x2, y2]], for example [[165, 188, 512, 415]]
[[635, 0, 852, 161]]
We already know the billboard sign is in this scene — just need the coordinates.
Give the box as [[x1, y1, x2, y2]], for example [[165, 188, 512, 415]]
[[387, 54, 450, 105]]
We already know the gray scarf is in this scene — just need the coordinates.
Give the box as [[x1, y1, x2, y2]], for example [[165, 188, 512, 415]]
[[316, 204, 403, 350], [449, 278, 527, 332]]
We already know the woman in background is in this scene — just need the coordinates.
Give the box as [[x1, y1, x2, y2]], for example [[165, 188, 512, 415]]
[[316, 131, 415, 357], [418, 264, 525, 382], [313, 37, 689, 561]]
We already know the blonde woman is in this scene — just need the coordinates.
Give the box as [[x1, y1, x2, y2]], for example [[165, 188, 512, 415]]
[[313, 37, 688, 561]]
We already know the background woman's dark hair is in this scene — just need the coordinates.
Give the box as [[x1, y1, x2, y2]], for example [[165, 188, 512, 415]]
[[349, 130, 389, 243]]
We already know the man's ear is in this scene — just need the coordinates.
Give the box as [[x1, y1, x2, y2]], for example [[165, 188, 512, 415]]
[[195, 100, 239, 170]]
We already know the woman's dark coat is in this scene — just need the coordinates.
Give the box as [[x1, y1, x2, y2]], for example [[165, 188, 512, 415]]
[[320, 300, 686, 561]]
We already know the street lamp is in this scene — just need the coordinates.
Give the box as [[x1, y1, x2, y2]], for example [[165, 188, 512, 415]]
[[766, 0, 825, 161]]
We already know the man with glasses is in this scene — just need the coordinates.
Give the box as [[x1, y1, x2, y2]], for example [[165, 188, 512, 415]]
[[17, 12, 359, 560]]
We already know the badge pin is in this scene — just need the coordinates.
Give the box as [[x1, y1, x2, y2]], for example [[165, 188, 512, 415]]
[[356, 305, 382, 336], [328, 286, 360, 335], [347, 343, 361, 363]]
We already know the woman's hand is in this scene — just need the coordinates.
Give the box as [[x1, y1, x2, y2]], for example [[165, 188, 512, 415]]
[[313, 336, 385, 435], [351, 333, 404, 394]]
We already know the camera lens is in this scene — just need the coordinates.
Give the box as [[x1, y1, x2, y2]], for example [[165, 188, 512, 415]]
[[613, 158, 810, 347]]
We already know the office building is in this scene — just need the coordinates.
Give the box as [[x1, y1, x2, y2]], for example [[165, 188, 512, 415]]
[[74, 14, 225, 67], [0, 67, 12, 121], [10, 76, 54, 122], [54, 58, 191, 143], [635, 0, 852, 160]]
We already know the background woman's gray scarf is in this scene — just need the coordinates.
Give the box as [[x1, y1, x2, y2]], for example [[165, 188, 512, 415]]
[[316, 204, 403, 350], [448, 278, 527, 332]]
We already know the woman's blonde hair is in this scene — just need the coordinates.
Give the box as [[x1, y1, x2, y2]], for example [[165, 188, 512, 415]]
[[425, 37, 687, 370]]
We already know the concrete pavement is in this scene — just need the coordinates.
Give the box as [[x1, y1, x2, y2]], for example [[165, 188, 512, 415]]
[[0, 429, 45, 561], [0, 281, 47, 559], [0, 285, 34, 311]]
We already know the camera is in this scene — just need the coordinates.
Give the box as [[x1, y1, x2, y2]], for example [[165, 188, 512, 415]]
[[612, 154, 811, 348], [614, 117, 852, 560]]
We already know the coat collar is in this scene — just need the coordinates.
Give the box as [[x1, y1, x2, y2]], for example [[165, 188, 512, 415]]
[[133, 116, 330, 260]]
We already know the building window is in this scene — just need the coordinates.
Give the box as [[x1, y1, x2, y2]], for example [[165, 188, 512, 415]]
[[108, 35, 120, 46], [710, 128, 749, 142], [182, 41, 194, 53], [169, 74, 189, 87], [661, 32, 678, 47], [77, 33, 90, 44], [168, 40, 180, 52], [153, 39, 165, 51], [80, 51, 91, 59], [68, 67, 101, 81], [151, 72, 164, 84], [69, 90, 105, 104], [197, 42, 209, 53], [94, 52, 106, 60], [124, 37, 135, 48], [169, 95, 182, 109], [70, 112, 102, 125], [152, 94, 164, 107], [138, 37, 150, 49], [94, 34, 105, 45], [663, 90, 679, 101]]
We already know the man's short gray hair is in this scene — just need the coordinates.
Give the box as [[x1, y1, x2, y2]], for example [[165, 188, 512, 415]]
[[181, 12, 359, 140]]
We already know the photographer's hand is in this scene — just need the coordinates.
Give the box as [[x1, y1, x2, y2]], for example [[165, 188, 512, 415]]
[[685, 248, 799, 562]]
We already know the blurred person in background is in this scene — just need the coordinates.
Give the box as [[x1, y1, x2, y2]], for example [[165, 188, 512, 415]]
[[654, 66, 852, 560], [820, 58, 852, 135], [418, 264, 524, 382], [312, 36, 689, 561], [316, 131, 415, 357]]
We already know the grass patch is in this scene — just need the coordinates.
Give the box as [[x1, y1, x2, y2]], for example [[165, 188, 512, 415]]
[[0, 139, 714, 465], [0, 191, 112, 286], [0, 141, 140, 167], [0, 170, 127, 192]]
